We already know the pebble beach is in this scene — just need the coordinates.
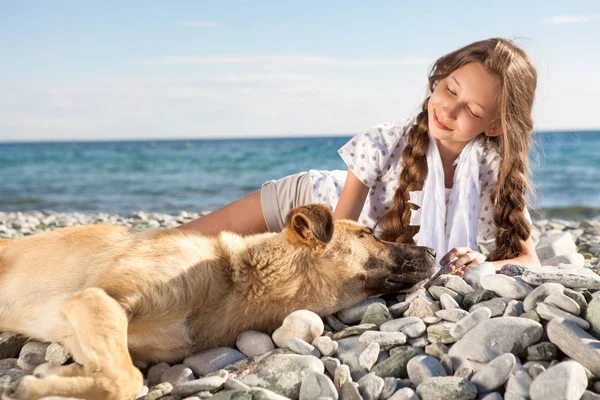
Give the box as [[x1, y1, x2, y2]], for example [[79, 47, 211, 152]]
[[1, 210, 600, 400]]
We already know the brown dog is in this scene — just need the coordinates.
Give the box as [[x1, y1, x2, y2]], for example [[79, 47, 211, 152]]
[[0, 204, 435, 399]]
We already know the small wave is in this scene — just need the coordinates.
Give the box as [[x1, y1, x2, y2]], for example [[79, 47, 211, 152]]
[[0, 198, 43, 206]]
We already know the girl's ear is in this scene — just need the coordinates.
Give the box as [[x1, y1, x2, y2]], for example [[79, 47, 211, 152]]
[[485, 123, 502, 137]]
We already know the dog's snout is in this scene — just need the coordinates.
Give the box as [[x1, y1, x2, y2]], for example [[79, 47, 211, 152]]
[[421, 246, 436, 260]]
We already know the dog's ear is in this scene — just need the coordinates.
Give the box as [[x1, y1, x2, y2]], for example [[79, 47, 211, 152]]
[[285, 204, 333, 247]]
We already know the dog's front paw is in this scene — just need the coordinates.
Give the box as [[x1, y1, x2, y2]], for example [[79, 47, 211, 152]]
[[12, 375, 40, 400]]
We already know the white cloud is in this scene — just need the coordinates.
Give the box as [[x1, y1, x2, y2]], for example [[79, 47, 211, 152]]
[[543, 14, 600, 25], [177, 20, 220, 28], [141, 55, 432, 68]]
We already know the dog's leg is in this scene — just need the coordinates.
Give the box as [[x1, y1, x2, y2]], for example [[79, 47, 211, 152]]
[[14, 288, 143, 400]]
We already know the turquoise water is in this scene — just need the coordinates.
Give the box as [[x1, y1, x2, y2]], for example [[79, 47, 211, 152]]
[[1, 131, 599, 219]]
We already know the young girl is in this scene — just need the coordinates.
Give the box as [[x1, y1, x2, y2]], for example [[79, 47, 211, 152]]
[[179, 37, 541, 275]]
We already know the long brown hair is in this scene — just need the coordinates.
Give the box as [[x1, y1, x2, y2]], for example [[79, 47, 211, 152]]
[[377, 38, 537, 261]]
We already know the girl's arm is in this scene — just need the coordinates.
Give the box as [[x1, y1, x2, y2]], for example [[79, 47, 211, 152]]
[[332, 169, 370, 221], [488, 235, 541, 269]]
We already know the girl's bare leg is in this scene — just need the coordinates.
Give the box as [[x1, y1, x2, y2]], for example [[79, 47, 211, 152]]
[[177, 190, 269, 236]]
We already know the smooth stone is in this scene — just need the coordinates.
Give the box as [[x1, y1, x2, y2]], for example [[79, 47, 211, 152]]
[[223, 377, 250, 391], [469, 298, 508, 317], [387, 387, 419, 400], [334, 336, 367, 380], [506, 369, 533, 397], [272, 310, 324, 349], [544, 253, 586, 268], [147, 362, 171, 387], [238, 354, 324, 399], [160, 364, 195, 386], [359, 331, 406, 350], [357, 372, 385, 400], [439, 293, 461, 310], [426, 322, 457, 344], [480, 274, 533, 300], [236, 331, 275, 358], [520, 309, 541, 322], [582, 391, 600, 400], [0, 332, 28, 359], [406, 354, 447, 386], [586, 296, 600, 339], [422, 316, 442, 324], [288, 337, 320, 357], [184, 347, 246, 376], [535, 231, 578, 262], [312, 336, 338, 357], [529, 361, 588, 400], [45, 343, 70, 365], [333, 364, 352, 388], [299, 371, 338, 400], [503, 299, 525, 317], [545, 292, 581, 315], [172, 372, 228, 396], [407, 335, 429, 347], [415, 376, 477, 400], [526, 342, 558, 361], [479, 393, 503, 400], [380, 317, 426, 338], [546, 318, 600, 376], [450, 307, 492, 339], [436, 308, 469, 322], [370, 346, 418, 379], [388, 302, 410, 318], [448, 317, 543, 363], [524, 282, 567, 312], [536, 302, 590, 329], [332, 323, 378, 340], [336, 298, 387, 324], [424, 343, 449, 358], [526, 362, 547, 379], [462, 290, 497, 310], [322, 356, 341, 377], [358, 342, 380, 371], [498, 263, 527, 277], [443, 275, 474, 296], [379, 377, 398, 400], [139, 382, 173, 400], [339, 381, 362, 400], [428, 286, 463, 304], [403, 297, 440, 319], [470, 353, 516, 392], [522, 267, 600, 290], [462, 262, 496, 290], [563, 288, 588, 315], [360, 302, 392, 327], [323, 315, 347, 332]]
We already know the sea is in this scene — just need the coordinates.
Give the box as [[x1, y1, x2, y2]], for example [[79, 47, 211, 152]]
[[1, 131, 599, 220]]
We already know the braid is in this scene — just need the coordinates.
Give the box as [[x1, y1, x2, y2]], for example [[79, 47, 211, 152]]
[[377, 101, 430, 243]]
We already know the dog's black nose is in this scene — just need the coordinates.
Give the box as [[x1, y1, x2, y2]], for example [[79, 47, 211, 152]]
[[421, 246, 436, 259]]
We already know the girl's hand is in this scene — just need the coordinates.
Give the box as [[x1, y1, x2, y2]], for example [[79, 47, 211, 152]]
[[440, 247, 486, 277]]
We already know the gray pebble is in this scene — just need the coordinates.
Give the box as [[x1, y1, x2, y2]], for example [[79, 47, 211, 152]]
[[529, 361, 588, 400], [470, 353, 516, 392]]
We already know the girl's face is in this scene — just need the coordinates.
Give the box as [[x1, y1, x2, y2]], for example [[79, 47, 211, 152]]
[[427, 62, 501, 153]]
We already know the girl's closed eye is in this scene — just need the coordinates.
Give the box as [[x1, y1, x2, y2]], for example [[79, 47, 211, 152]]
[[445, 85, 481, 118]]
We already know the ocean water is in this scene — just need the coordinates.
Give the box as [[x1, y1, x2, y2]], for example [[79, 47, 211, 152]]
[[1, 131, 599, 219]]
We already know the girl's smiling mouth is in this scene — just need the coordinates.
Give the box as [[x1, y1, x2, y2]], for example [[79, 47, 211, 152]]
[[434, 110, 452, 131]]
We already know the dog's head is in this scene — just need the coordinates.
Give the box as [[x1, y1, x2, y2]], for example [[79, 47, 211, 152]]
[[285, 204, 437, 295]]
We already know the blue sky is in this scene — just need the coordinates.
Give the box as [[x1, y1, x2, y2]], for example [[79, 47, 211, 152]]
[[1, 0, 599, 141]]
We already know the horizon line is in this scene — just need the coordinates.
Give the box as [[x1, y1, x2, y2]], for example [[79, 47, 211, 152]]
[[0, 128, 599, 145]]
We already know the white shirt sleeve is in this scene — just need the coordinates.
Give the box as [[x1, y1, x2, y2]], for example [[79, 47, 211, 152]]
[[337, 118, 413, 188]]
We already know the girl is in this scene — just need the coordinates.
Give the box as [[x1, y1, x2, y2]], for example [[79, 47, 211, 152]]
[[179, 38, 541, 275]]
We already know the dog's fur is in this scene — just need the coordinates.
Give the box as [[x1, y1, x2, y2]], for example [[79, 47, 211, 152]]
[[0, 204, 435, 399]]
